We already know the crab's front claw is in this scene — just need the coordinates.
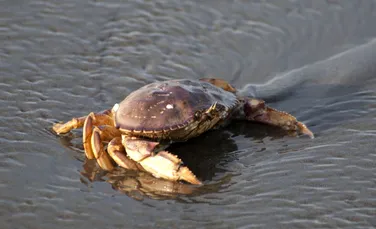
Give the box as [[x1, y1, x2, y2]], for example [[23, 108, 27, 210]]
[[123, 136, 202, 185], [244, 98, 314, 138], [138, 151, 202, 185]]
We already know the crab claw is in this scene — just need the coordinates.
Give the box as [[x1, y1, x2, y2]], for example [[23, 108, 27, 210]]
[[139, 151, 202, 185], [178, 166, 202, 185], [123, 136, 201, 184]]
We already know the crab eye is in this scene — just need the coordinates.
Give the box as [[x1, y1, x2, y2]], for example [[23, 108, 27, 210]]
[[194, 111, 202, 120]]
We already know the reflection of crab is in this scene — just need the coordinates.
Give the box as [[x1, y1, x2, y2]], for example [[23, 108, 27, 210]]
[[53, 78, 313, 184]]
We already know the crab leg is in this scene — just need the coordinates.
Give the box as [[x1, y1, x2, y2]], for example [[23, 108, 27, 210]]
[[82, 112, 118, 159], [200, 78, 237, 93], [89, 125, 123, 170], [52, 109, 113, 134], [241, 98, 314, 138], [122, 136, 202, 185], [90, 126, 116, 170]]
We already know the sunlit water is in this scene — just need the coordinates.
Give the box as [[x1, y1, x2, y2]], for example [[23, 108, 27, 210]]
[[1, 0, 376, 228]]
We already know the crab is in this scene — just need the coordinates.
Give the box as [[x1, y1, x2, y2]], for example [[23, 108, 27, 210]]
[[53, 78, 313, 185]]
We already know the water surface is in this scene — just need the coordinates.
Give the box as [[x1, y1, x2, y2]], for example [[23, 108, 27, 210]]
[[1, 0, 376, 228]]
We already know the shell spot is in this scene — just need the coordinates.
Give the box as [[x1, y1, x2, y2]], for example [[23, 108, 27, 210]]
[[166, 104, 174, 109]]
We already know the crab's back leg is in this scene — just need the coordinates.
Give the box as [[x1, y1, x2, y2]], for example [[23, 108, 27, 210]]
[[122, 136, 202, 185], [238, 98, 314, 138], [200, 78, 237, 93], [52, 109, 113, 134]]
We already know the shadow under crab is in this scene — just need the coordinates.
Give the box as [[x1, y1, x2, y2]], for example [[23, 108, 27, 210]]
[[53, 78, 313, 185]]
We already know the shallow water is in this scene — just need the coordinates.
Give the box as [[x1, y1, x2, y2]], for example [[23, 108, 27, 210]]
[[1, 0, 376, 228]]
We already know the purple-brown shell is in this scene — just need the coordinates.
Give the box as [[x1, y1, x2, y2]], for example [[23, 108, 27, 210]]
[[114, 79, 238, 133]]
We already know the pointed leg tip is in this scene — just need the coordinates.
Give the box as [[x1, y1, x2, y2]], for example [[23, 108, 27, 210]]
[[52, 123, 63, 134], [306, 131, 315, 139], [298, 123, 314, 139], [179, 167, 202, 185]]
